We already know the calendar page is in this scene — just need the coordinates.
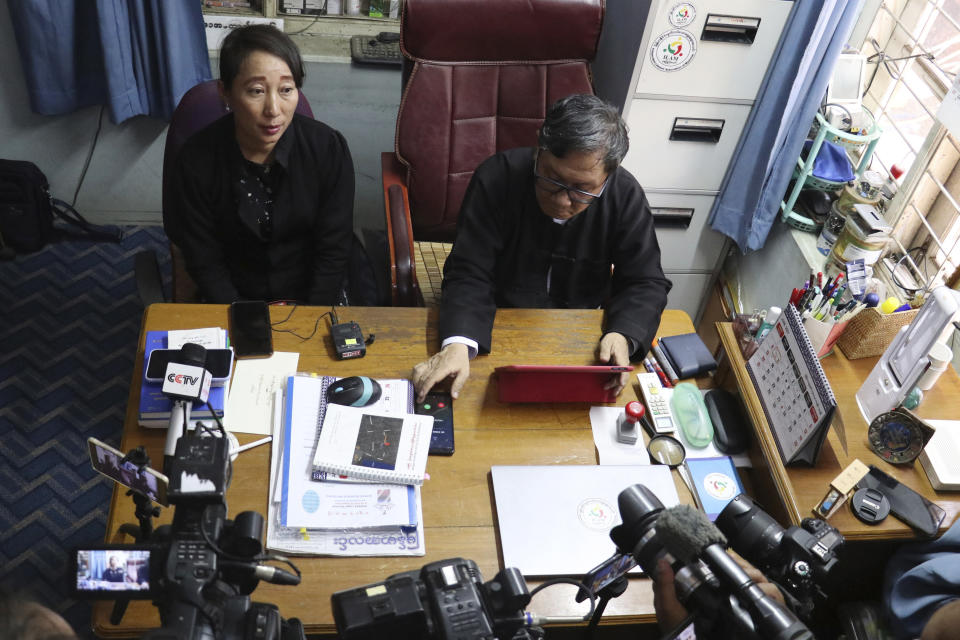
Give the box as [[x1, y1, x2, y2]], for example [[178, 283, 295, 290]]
[[746, 304, 836, 464]]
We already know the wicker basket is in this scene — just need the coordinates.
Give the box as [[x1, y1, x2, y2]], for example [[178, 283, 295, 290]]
[[836, 307, 919, 359]]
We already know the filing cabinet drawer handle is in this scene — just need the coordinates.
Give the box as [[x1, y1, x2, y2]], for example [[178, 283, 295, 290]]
[[670, 118, 725, 143], [702, 14, 761, 44], [651, 207, 694, 229]]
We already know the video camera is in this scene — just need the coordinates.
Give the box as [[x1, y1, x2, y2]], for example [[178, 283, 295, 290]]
[[73, 345, 304, 640], [608, 484, 842, 639], [332, 558, 536, 640]]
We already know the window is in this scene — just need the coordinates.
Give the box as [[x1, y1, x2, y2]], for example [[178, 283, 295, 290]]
[[856, 0, 960, 296]]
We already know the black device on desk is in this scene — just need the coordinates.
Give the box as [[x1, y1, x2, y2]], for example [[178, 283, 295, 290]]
[[230, 300, 273, 358], [416, 392, 454, 455], [856, 465, 946, 536]]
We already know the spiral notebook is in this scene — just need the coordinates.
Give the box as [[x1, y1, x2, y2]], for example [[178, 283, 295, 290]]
[[311, 403, 434, 485], [745, 304, 837, 466]]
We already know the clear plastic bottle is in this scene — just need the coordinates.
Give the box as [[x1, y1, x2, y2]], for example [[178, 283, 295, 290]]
[[817, 200, 848, 255]]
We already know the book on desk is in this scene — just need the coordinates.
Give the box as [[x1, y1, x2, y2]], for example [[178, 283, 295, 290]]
[[268, 375, 427, 556]]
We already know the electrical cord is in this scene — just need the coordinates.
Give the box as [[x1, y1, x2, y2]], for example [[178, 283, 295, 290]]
[[72, 106, 105, 208], [270, 303, 336, 341], [286, 0, 326, 35], [528, 578, 597, 620], [889, 245, 929, 297]]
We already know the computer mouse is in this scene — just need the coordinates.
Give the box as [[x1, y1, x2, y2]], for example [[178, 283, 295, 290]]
[[326, 376, 382, 407], [704, 389, 750, 454]]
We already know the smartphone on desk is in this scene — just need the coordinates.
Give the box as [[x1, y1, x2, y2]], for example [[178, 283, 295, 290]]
[[230, 300, 273, 358], [416, 391, 454, 455], [857, 465, 945, 536]]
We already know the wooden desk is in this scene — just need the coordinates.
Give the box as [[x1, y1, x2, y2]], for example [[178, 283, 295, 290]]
[[93, 305, 696, 637], [717, 322, 960, 541]]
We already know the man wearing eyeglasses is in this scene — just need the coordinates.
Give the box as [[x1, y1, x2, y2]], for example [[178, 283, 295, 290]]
[[413, 94, 672, 402]]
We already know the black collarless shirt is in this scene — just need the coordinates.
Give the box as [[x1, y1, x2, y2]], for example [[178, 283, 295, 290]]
[[438, 147, 672, 356], [166, 113, 354, 304]]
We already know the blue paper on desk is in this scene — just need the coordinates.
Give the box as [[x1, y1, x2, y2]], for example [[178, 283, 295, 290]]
[[686, 456, 744, 521]]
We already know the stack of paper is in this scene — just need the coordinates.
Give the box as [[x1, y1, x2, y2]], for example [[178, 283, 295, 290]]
[[139, 328, 229, 428], [266, 375, 429, 557]]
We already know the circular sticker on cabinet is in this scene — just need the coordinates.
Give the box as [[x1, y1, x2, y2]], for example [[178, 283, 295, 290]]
[[702, 472, 738, 501], [577, 498, 616, 531], [669, 3, 697, 27], [650, 29, 697, 72]]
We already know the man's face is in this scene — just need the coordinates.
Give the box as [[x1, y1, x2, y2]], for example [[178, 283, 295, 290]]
[[108, 557, 117, 569], [533, 149, 609, 221]]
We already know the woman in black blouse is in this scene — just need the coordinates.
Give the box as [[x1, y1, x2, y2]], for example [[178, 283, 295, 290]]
[[166, 25, 354, 304]]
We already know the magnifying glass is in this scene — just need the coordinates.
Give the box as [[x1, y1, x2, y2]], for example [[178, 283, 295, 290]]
[[647, 434, 703, 509]]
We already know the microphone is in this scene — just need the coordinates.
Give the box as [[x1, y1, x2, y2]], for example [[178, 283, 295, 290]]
[[656, 505, 814, 640], [162, 343, 212, 460]]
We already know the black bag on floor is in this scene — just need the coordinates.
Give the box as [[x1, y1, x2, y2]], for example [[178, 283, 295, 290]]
[[0, 159, 122, 256]]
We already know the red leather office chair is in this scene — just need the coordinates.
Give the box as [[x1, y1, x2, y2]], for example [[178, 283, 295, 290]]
[[382, 0, 605, 306], [161, 79, 314, 302]]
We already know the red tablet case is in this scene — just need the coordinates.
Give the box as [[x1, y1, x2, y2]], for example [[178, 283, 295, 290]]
[[495, 365, 633, 403]]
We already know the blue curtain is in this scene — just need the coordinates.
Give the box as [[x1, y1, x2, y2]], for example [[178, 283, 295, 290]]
[[8, 0, 212, 123], [708, 0, 865, 252]]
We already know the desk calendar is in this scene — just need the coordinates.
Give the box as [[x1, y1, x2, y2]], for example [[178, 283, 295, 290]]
[[746, 304, 837, 465]]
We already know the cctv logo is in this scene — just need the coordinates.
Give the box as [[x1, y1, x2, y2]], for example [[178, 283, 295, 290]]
[[167, 373, 199, 385]]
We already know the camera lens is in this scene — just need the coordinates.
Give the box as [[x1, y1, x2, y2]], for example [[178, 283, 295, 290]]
[[715, 494, 784, 567], [609, 485, 664, 562]]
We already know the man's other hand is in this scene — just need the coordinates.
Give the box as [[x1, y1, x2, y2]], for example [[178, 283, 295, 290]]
[[412, 343, 470, 403], [598, 332, 630, 396]]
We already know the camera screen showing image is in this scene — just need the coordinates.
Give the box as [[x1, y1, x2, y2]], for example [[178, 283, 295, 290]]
[[579, 553, 638, 601], [88, 437, 169, 506], [74, 548, 154, 598]]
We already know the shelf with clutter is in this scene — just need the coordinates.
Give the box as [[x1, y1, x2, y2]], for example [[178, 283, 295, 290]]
[[781, 109, 883, 233]]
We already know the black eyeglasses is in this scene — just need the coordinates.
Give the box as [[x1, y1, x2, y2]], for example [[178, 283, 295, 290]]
[[533, 149, 608, 204]]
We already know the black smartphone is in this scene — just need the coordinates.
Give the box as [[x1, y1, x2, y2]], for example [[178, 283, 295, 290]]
[[145, 348, 234, 382], [576, 553, 638, 602], [229, 300, 273, 358], [415, 392, 454, 455], [72, 545, 157, 599], [857, 465, 946, 536], [88, 437, 169, 506]]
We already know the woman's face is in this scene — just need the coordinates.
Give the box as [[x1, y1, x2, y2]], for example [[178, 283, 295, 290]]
[[222, 50, 299, 162]]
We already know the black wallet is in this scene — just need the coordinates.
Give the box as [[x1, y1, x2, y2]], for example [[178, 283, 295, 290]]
[[856, 465, 946, 536], [658, 333, 718, 380]]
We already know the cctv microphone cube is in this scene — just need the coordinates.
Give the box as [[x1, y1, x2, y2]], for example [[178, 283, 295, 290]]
[[332, 321, 366, 359], [162, 362, 212, 403]]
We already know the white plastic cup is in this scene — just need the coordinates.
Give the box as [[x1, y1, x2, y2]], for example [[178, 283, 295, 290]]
[[917, 342, 954, 391]]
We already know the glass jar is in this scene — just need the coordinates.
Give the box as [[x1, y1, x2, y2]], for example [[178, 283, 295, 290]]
[[829, 204, 891, 269], [817, 200, 848, 256]]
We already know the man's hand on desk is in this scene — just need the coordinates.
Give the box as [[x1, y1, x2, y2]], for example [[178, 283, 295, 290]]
[[413, 342, 470, 403], [652, 552, 786, 632], [598, 332, 630, 397]]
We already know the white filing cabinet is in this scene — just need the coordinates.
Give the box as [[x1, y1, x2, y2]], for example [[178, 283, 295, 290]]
[[593, 0, 792, 321]]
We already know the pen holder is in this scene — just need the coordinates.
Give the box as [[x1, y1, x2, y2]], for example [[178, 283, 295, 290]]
[[802, 314, 850, 358], [836, 307, 920, 359]]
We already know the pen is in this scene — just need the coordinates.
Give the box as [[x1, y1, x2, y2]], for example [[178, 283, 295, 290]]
[[651, 341, 680, 385], [647, 355, 673, 388], [817, 272, 823, 288], [236, 436, 272, 453]]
